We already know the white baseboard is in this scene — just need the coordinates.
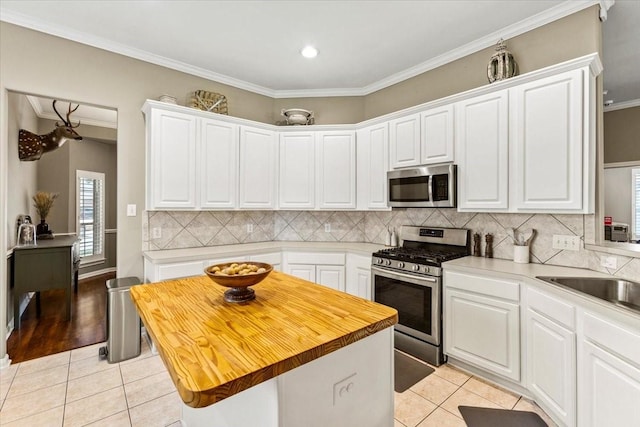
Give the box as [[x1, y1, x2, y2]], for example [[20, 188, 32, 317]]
[[0, 354, 11, 369], [78, 267, 116, 281]]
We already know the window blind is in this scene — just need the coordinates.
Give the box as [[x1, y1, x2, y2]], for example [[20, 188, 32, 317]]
[[77, 170, 105, 260]]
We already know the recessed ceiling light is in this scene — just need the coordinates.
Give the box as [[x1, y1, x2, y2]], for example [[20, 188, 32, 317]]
[[301, 46, 318, 58]]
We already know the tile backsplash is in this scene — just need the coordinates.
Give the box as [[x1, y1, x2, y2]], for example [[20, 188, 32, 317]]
[[143, 209, 639, 281]]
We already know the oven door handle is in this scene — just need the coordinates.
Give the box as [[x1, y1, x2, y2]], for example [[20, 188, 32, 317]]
[[371, 266, 438, 283], [428, 174, 434, 203]]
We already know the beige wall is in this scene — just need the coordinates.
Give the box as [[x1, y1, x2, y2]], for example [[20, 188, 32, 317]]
[[363, 6, 601, 118], [604, 106, 640, 163], [7, 92, 38, 246]]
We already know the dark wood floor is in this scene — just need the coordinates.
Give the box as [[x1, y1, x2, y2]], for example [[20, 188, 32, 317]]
[[7, 272, 116, 363]]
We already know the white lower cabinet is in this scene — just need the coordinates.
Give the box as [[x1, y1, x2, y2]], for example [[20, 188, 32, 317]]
[[578, 312, 640, 427], [345, 253, 371, 300], [444, 270, 520, 382], [249, 252, 282, 272], [525, 287, 576, 427], [284, 252, 346, 292]]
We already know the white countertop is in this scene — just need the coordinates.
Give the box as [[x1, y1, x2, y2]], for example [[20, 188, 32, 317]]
[[143, 241, 386, 263], [443, 257, 639, 322]]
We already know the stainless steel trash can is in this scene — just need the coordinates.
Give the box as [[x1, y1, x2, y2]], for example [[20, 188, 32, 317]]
[[100, 277, 141, 363]]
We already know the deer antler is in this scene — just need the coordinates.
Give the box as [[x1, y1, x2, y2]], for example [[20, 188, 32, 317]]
[[52, 100, 67, 126], [67, 103, 81, 128]]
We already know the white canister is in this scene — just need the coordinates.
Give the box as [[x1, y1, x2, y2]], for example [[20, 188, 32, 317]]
[[513, 245, 530, 264]]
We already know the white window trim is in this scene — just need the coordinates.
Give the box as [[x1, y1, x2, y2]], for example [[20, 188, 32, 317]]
[[76, 169, 105, 264], [632, 168, 640, 241]]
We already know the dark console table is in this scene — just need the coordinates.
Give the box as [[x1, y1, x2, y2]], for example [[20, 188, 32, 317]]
[[12, 235, 79, 330]]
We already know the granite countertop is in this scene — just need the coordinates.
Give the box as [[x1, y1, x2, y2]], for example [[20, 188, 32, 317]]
[[130, 271, 398, 408], [143, 241, 386, 263]]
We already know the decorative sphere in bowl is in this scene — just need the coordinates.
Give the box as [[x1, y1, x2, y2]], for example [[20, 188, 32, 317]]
[[204, 262, 272, 303]]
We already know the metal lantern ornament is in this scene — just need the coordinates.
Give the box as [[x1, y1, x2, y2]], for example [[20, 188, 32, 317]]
[[487, 39, 518, 83]]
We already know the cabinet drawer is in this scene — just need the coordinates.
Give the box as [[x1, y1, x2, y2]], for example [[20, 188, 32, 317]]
[[582, 312, 640, 367], [444, 270, 519, 301], [157, 261, 204, 281], [287, 252, 345, 265], [527, 286, 576, 330]]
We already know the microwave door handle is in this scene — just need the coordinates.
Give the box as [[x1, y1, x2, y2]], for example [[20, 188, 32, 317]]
[[427, 174, 434, 203]]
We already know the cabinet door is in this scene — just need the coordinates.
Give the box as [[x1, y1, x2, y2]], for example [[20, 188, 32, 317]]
[[239, 126, 277, 209], [317, 131, 356, 209], [346, 254, 371, 300], [285, 264, 316, 283], [356, 123, 390, 210], [148, 108, 197, 209], [579, 313, 640, 427], [200, 119, 238, 209], [421, 105, 454, 164], [511, 69, 586, 212], [526, 308, 576, 427], [316, 265, 345, 292], [279, 132, 315, 209], [389, 113, 421, 169], [445, 288, 520, 381], [456, 90, 509, 211]]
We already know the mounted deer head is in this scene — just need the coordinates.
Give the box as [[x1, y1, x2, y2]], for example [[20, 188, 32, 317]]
[[19, 100, 83, 161]]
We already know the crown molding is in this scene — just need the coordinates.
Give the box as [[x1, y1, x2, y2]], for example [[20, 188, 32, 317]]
[[604, 98, 640, 112], [2, 1, 601, 99], [25, 95, 118, 129]]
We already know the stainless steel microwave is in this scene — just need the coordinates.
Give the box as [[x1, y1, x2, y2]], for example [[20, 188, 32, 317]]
[[387, 164, 456, 208]]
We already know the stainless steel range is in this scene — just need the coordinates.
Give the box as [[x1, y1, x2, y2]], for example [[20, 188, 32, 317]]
[[372, 226, 470, 366]]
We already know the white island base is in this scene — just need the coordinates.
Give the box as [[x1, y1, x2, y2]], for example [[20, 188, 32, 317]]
[[182, 328, 394, 427]]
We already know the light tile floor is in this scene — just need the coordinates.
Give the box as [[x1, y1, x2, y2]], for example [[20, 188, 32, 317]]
[[393, 352, 558, 427], [1, 342, 557, 427]]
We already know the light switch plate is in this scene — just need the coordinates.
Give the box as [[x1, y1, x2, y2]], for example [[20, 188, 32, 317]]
[[152, 227, 162, 239], [247, 224, 254, 233], [126, 204, 137, 217], [552, 234, 580, 251], [325, 223, 331, 233]]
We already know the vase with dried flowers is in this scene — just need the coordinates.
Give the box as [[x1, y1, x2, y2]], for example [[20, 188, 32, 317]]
[[32, 191, 58, 239]]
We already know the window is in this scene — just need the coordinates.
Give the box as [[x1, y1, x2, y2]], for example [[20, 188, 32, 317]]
[[76, 170, 105, 264], [633, 168, 640, 241]]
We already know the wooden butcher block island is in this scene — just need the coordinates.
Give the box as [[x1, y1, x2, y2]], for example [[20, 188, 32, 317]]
[[130, 270, 398, 427]]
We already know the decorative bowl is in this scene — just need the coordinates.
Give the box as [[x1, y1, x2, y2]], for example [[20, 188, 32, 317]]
[[281, 108, 314, 125], [204, 262, 273, 303]]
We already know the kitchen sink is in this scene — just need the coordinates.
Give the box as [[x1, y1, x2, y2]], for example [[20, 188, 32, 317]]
[[536, 276, 640, 314]]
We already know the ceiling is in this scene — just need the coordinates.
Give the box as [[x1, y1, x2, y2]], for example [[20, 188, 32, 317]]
[[1, 0, 638, 108]]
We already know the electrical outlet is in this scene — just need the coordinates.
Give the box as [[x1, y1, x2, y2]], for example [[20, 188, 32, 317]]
[[325, 223, 331, 233], [247, 224, 254, 233], [552, 235, 580, 251], [333, 373, 356, 406], [600, 256, 617, 270], [152, 227, 161, 239], [126, 204, 136, 217]]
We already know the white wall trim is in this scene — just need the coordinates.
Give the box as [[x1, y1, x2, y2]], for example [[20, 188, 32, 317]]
[[0, 354, 11, 369], [604, 161, 640, 169], [604, 98, 640, 112], [0, 1, 601, 99], [25, 95, 117, 129], [78, 267, 116, 281]]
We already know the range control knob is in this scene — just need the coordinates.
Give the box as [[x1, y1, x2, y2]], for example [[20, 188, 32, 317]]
[[398, 262, 405, 269], [376, 258, 383, 264], [423, 266, 431, 274], [412, 265, 420, 271], [384, 259, 391, 266]]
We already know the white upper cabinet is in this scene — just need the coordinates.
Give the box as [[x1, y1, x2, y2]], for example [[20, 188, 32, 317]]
[[456, 64, 596, 213], [279, 130, 356, 210], [279, 132, 315, 209], [420, 105, 454, 165], [316, 131, 356, 209], [239, 126, 278, 209], [356, 123, 390, 210], [456, 90, 510, 211], [200, 119, 238, 209], [389, 113, 421, 169], [146, 107, 198, 209], [510, 69, 587, 212]]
